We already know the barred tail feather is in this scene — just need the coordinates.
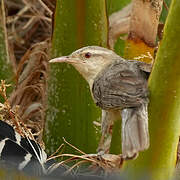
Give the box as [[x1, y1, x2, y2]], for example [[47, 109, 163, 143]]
[[121, 103, 149, 158]]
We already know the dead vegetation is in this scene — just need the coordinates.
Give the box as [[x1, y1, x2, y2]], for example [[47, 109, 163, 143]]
[[0, 80, 36, 141], [46, 137, 123, 175], [3, 0, 55, 144]]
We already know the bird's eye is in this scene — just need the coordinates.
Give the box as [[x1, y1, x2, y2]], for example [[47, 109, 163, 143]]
[[85, 52, 91, 58]]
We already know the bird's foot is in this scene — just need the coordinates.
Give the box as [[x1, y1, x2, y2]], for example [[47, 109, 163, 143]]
[[122, 152, 138, 160]]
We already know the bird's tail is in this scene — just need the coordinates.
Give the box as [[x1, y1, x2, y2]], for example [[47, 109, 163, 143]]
[[121, 102, 149, 158]]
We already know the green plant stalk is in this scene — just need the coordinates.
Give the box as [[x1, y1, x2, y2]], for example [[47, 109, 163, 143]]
[[124, 1, 180, 180], [109, 117, 121, 154], [45, 0, 107, 155], [84, 0, 108, 46], [160, 0, 171, 22], [106, 0, 130, 15], [0, 1, 14, 100], [107, 0, 131, 56]]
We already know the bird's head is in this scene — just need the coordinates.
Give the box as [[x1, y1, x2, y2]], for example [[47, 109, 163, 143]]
[[49, 46, 119, 86]]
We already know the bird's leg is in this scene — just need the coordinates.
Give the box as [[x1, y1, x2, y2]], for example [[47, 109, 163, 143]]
[[97, 110, 120, 154], [97, 110, 113, 154]]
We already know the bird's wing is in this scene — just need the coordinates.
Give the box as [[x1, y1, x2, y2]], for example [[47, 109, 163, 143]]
[[0, 120, 69, 176], [0, 135, 40, 171], [92, 59, 149, 110], [0, 120, 47, 163], [0, 120, 47, 175]]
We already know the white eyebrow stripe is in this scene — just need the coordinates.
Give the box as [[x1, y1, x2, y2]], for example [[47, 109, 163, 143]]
[[72, 46, 114, 55], [85, 49, 111, 55]]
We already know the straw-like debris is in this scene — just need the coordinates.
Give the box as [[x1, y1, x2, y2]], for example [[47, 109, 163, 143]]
[[9, 41, 49, 145], [46, 138, 124, 175], [4, 0, 53, 145], [0, 80, 35, 141]]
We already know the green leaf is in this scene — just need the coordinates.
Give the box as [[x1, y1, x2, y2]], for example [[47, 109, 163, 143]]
[[0, 1, 14, 101], [106, 0, 131, 15]]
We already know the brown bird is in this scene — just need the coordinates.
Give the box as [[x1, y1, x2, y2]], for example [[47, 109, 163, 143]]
[[50, 46, 151, 158]]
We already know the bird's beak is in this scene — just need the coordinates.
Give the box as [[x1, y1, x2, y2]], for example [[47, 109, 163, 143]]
[[49, 56, 79, 64]]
